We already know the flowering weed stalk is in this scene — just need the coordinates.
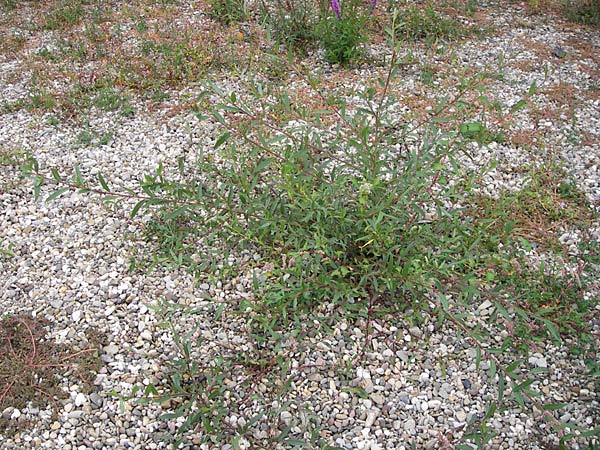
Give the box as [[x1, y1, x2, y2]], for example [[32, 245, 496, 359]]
[[318, 0, 369, 64], [330, 0, 341, 18]]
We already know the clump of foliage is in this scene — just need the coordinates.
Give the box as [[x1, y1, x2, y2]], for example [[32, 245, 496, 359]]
[[0, 146, 25, 167], [393, 2, 469, 44], [0, 0, 16, 10], [260, 0, 323, 49], [43, 0, 86, 30], [209, 0, 248, 25], [564, 0, 600, 26], [459, 121, 505, 145], [316, 0, 369, 65]]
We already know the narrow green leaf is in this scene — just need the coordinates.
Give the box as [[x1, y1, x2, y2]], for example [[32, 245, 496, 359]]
[[282, 440, 307, 446], [503, 220, 516, 234], [143, 384, 159, 396], [542, 319, 562, 344], [73, 165, 83, 186], [130, 199, 147, 218], [51, 168, 61, 182], [494, 301, 510, 320], [523, 387, 541, 398], [484, 401, 497, 420], [159, 412, 182, 420], [461, 122, 483, 133], [211, 109, 226, 124], [214, 132, 231, 149], [46, 187, 70, 202], [510, 99, 527, 114], [97, 173, 109, 191], [516, 378, 535, 390], [489, 359, 496, 380], [341, 386, 368, 398], [513, 387, 525, 408], [528, 81, 537, 96], [576, 426, 600, 438], [437, 295, 451, 315], [542, 403, 568, 411], [33, 177, 43, 201], [505, 359, 522, 374]]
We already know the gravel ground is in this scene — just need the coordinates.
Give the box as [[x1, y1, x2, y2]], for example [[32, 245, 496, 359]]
[[1, 1, 599, 449]]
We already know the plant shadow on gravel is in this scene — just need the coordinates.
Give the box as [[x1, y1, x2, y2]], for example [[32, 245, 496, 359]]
[[0, 314, 105, 434]]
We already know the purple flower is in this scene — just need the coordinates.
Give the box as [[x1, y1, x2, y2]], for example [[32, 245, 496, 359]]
[[330, 0, 341, 18], [369, 0, 377, 10]]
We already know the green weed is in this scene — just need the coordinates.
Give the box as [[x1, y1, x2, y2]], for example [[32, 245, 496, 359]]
[[43, 0, 86, 30], [56, 38, 89, 61], [131, 39, 213, 87], [29, 90, 56, 111], [261, 0, 322, 50], [394, 2, 470, 44], [316, 4, 368, 65], [0, 239, 16, 259], [76, 129, 94, 146], [135, 18, 148, 33], [93, 87, 129, 112], [209, 0, 248, 24], [0, 99, 25, 114], [75, 126, 115, 147], [46, 116, 60, 126], [0, 146, 24, 167], [564, 0, 600, 26], [1, 0, 16, 10], [467, 165, 594, 251], [459, 121, 505, 145]]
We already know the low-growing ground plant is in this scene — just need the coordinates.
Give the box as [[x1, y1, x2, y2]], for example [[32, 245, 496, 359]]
[[1, 0, 16, 10], [43, 0, 87, 31], [459, 121, 505, 145], [260, 0, 323, 50], [467, 165, 595, 252], [564, 0, 600, 25], [209, 0, 248, 25], [0, 146, 24, 167], [393, 1, 471, 44]]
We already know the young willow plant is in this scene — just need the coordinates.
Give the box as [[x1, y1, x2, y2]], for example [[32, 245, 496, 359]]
[[21, 14, 599, 448]]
